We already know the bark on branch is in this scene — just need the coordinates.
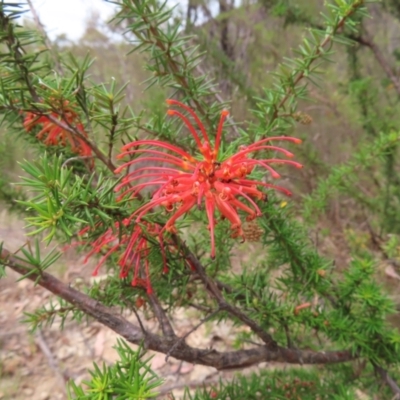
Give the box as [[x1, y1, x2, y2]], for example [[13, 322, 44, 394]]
[[351, 27, 400, 96], [1, 246, 356, 370]]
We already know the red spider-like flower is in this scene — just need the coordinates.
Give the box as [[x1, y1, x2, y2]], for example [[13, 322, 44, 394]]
[[24, 102, 92, 157], [114, 99, 302, 259], [78, 220, 166, 294]]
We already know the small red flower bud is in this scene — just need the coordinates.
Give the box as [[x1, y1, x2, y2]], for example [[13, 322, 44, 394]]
[[23, 101, 92, 158]]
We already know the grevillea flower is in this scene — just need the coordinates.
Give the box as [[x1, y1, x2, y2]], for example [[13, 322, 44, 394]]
[[114, 100, 302, 259], [24, 101, 92, 157], [78, 219, 166, 294]]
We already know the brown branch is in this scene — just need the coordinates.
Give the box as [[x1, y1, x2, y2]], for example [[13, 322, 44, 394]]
[[133, 308, 147, 334], [131, 1, 235, 133], [1, 245, 356, 370], [219, 0, 234, 61], [373, 362, 400, 398], [310, 18, 400, 98], [183, 248, 277, 349], [350, 28, 400, 96], [272, 1, 364, 121], [147, 292, 176, 338], [46, 114, 116, 173], [61, 155, 95, 169]]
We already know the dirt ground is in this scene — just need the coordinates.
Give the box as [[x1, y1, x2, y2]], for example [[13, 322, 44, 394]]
[[0, 208, 257, 400]]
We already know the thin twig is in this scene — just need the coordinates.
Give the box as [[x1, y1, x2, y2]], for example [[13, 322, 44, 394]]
[[132, 307, 147, 334], [46, 114, 116, 172], [129, 2, 220, 130], [272, 2, 364, 122], [373, 362, 400, 398], [108, 112, 118, 159], [188, 302, 213, 313], [283, 324, 292, 349], [35, 330, 68, 394], [166, 308, 221, 361], [352, 28, 400, 96], [120, 294, 147, 333], [147, 292, 176, 338], [61, 155, 95, 169], [177, 240, 277, 349]]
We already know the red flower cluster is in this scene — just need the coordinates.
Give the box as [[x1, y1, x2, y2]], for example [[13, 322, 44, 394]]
[[24, 102, 92, 157], [78, 220, 166, 294], [114, 99, 302, 259]]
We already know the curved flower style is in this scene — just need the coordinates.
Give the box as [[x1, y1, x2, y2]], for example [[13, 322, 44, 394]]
[[24, 102, 92, 157], [114, 99, 302, 259], [78, 220, 166, 294]]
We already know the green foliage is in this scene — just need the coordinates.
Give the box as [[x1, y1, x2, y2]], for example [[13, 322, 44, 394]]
[[111, 0, 230, 151], [67, 340, 163, 399], [247, 0, 369, 143], [184, 366, 361, 400], [303, 130, 400, 224], [14, 239, 60, 271], [15, 154, 130, 244], [23, 295, 85, 332], [219, 196, 400, 364]]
